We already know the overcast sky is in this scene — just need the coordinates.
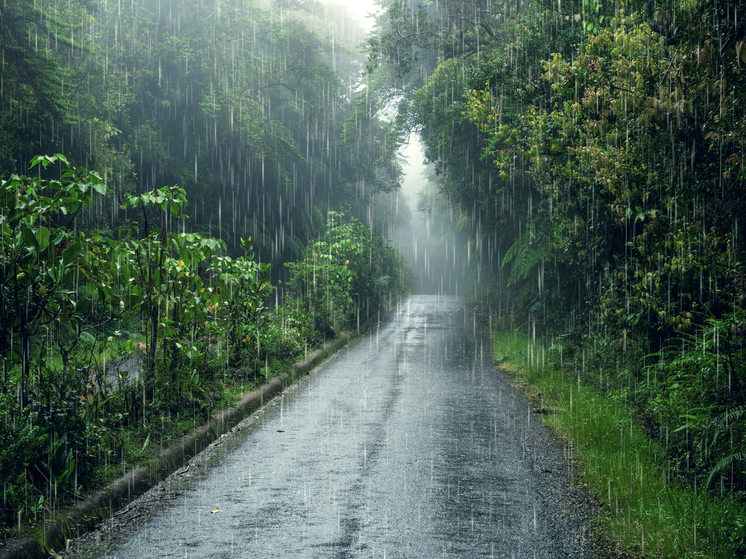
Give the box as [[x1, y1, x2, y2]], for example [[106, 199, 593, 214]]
[[326, 0, 380, 31]]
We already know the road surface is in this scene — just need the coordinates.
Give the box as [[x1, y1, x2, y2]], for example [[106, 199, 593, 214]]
[[72, 295, 591, 558]]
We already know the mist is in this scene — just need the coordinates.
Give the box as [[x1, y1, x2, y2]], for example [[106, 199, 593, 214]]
[[390, 137, 469, 296]]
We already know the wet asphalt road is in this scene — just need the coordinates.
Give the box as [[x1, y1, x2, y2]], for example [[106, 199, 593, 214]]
[[93, 295, 589, 558]]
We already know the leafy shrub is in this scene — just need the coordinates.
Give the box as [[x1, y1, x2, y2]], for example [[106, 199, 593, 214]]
[[283, 211, 410, 345], [0, 393, 52, 532], [263, 319, 303, 362], [0, 162, 411, 537]]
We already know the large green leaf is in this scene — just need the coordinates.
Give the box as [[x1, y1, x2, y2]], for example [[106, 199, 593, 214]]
[[36, 226, 50, 253], [22, 227, 39, 252], [62, 241, 82, 265]]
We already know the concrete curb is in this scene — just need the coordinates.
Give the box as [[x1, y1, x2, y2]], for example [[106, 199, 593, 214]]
[[0, 323, 374, 559]]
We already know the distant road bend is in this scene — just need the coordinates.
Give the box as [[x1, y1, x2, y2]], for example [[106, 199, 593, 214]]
[[77, 295, 591, 558]]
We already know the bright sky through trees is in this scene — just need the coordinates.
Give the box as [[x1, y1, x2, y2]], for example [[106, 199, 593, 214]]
[[325, 0, 379, 31]]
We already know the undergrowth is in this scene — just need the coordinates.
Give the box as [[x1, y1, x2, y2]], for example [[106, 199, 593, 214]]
[[493, 329, 746, 558]]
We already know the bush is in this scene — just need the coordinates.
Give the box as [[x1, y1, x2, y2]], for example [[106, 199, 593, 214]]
[[0, 393, 51, 532], [0, 168, 411, 537], [264, 319, 303, 362], [283, 211, 410, 346]]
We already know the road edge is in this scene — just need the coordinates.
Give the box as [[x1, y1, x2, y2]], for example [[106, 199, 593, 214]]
[[0, 311, 388, 559]]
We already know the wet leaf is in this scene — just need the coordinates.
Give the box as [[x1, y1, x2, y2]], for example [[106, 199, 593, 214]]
[[62, 242, 82, 265]]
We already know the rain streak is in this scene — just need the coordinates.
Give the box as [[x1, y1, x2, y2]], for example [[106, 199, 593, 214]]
[[0, 1, 744, 558]]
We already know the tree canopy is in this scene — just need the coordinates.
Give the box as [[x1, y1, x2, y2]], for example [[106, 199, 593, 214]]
[[0, 0, 401, 265]]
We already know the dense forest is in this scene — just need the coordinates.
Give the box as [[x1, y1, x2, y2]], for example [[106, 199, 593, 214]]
[[2, 0, 746, 555], [0, 0, 410, 538], [366, 0, 746, 554], [1, 0, 403, 257]]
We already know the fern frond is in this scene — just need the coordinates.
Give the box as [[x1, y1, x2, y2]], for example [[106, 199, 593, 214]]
[[715, 405, 746, 428], [501, 227, 549, 288], [706, 451, 746, 488], [705, 405, 746, 450], [702, 405, 746, 486]]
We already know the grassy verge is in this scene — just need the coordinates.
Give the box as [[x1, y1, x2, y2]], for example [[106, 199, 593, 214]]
[[493, 329, 746, 558]]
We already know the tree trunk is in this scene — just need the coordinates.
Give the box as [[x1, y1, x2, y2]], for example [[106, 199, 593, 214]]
[[147, 301, 159, 400], [21, 326, 30, 411]]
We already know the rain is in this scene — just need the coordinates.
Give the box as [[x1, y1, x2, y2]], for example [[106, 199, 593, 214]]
[[0, 0, 744, 557]]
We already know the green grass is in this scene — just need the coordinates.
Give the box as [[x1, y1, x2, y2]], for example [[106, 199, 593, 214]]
[[493, 329, 746, 558]]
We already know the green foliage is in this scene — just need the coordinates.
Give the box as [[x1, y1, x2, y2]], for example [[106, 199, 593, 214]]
[[0, 157, 119, 531], [0, 393, 46, 530], [0, 0, 408, 539], [0, 0, 399, 265], [284, 211, 410, 344], [369, 0, 746, 552], [0, 155, 111, 408], [0, 1, 82, 175], [500, 225, 550, 309], [0, 157, 410, 536], [494, 329, 746, 558], [634, 316, 746, 493], [213, 239, 275, 370]]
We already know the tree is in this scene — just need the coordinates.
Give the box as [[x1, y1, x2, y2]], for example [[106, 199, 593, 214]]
[[0, 155, 109, 409]]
